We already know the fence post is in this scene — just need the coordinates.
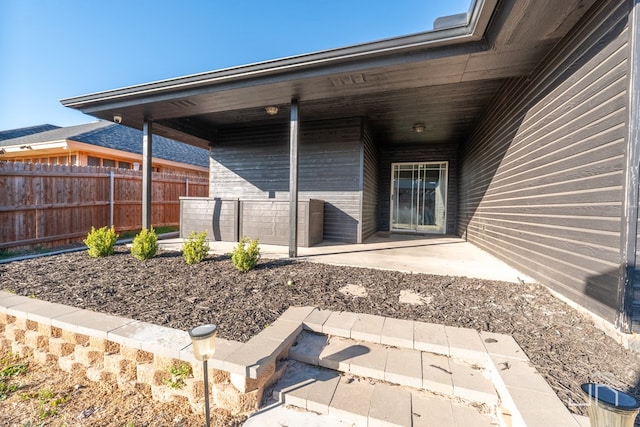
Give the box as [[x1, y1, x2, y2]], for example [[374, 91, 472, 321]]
[[110, 171, 115, 228], [186, 178, 189, 197]]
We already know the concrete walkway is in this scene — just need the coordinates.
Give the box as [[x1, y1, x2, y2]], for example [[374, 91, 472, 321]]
[[161, 234, 532, 283]]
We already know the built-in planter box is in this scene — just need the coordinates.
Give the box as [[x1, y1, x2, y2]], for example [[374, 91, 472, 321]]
[[180, 198, 239, 242], [180, 197, 324, 247], [239, 199, 324, 247]]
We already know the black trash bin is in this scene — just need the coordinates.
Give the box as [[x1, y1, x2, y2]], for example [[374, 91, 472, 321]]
[[581, 383, 640, 427]]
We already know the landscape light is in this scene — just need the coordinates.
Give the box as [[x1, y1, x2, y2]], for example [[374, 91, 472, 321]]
[[581, 383, 639, 427], [189, 324, 217, 427]]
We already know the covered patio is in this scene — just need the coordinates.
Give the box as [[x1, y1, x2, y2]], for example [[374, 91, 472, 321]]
[[159, 233, 530, 283], [61, 0, 640, 333]]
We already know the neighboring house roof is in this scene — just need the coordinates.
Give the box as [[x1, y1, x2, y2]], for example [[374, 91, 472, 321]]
[[0, 122, 209, 168], [0, 124, 60, 141]]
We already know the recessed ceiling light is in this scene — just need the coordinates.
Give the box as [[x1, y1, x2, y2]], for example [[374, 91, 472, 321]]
[[412, 123, 426, 133], [265, 106, 279, 115]]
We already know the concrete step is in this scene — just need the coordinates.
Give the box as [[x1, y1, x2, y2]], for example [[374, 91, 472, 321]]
[[289, 330, 499, 406], [272, 360, 498, 427]]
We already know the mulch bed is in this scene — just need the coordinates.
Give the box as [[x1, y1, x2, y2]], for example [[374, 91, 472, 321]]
[[1, 245, 639, 417]]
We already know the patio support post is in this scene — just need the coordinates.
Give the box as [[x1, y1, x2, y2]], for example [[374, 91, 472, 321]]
[[142, 119, 153, 230], [617, 0, 640, 332], [289, 98, 299, 258]]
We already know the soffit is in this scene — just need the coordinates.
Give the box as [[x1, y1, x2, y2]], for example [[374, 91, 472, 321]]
[[61, 0, 598, 149]]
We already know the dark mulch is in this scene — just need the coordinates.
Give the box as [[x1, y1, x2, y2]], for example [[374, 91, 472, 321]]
[[1, 245, 639, 417]]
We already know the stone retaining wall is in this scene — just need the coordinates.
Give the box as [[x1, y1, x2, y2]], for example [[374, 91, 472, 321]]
[[0, 304, 286, 416]]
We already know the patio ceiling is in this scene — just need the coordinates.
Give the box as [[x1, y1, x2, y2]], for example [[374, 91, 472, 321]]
[[61, 0, 597, 150]]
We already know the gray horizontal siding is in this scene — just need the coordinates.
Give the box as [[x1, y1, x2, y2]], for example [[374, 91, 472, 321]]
[[379, 143, 458, 234], [458, 0, 629, 323], [210, 118, 363, 243], [362, 122, 379, 241]]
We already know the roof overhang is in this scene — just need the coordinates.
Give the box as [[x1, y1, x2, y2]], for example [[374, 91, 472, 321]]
[[60, 0, 597, 148]]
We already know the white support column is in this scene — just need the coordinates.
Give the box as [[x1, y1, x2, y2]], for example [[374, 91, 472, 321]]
[[142, 120, 153, 230], [289, 99, 299, 258]]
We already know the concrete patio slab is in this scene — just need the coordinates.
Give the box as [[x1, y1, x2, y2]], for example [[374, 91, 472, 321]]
[[302, 308, 332, 333], [384, 347, 423, 389], [158, 234, 533, 283], [444, 326, 487, 362], [507, 387, 583, 427], [289, 331, 328, 366], [480, 330, 528, 360], [243, 402, 352, 427], [318, 336, 366, 371], [328, 376, 375, 426], [380, 317, 414, 348], [411, 392, 455, 427], [421, 352, 453, 395], [368, 382, 412, 427], [414, 321, 449, 355], [345, 343, 388, 379], [322, 311, 358, 337], [350, 312, 385, 343], [305, 371, 341, 415], [451, 403, 496, 427]]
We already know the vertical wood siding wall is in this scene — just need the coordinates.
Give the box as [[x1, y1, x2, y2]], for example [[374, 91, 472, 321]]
[[458, 0, 629, 323], [361, 122, 379, 241], [0, 162, 208, 250], [378, 143, 458, 234], [210, 118, 363, 243]]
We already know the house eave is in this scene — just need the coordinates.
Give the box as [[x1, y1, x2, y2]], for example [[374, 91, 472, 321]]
[[60, 0, 496, 110]]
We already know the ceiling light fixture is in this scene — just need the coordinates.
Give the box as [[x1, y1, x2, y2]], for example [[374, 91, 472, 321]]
[[412, 123, 426, 133], [265, 106, 279, 116]]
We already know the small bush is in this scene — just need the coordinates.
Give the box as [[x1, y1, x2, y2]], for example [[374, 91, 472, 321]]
[[84, 226, 118, 258], [183, 231, 210, 265], [231, 236, 261, 272], [164, 362, 192, 390], [131, 227, 158, 260]]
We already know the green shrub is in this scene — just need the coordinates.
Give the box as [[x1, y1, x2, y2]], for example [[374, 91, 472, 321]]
[[182, 231, 210, 265], [131, 227, 158, 260], [84, 226, 118, 258], [164, 362, 192, 390], [231, 236, 261, 272]]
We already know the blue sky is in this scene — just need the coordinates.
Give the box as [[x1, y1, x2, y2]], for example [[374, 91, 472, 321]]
[[0, 1, 471, 130]]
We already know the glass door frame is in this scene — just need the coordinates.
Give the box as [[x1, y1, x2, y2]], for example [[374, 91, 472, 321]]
[[389, 161, 448, 234]]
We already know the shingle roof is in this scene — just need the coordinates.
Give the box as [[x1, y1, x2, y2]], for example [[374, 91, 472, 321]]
[[0, 122, 111, 147], [0, 122, 209, 168], [73, 123, 209, 168], [0, 124, 61, 141]]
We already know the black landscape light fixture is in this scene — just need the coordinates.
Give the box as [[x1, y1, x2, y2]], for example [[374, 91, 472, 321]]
[[189, 324, 217, 427], [581, 383, 640, 427]]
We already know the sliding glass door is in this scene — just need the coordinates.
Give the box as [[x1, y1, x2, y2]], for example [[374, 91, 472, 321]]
[[391, 162, 448, 234]]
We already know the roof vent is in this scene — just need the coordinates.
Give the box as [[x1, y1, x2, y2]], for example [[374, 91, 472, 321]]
[[329, 73, 367, 87], [171, 99, 197, 108], [433, 12, 470, 30]]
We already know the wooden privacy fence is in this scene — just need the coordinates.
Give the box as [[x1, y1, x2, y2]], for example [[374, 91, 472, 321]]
[[0, 162, 208, 250]]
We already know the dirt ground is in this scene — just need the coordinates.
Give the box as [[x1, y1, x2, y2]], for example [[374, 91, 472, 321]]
[[1, 245, 639, 426]]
